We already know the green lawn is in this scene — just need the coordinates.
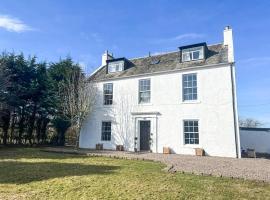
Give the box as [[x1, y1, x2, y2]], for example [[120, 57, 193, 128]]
[[0, 148, 269, 200]]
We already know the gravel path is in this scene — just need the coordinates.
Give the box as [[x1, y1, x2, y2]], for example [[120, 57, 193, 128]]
[[43, 147, 270, 183]]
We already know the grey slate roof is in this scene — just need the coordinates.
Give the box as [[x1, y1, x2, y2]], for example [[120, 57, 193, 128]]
[[91, 43, 228, 81]]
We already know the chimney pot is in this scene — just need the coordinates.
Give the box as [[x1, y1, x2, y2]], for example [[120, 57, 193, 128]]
[[225, 25, 231, 30]]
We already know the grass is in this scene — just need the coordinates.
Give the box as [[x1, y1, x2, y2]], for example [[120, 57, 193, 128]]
[[0, 148, 269, 200]]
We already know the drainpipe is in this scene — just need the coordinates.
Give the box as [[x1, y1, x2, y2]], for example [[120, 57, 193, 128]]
[[230, 62, 241, 158], [224, 26, 241, 158]]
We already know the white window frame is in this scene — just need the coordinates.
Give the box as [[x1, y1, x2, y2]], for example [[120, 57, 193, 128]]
[[182, 46, 204, 62], [182, 73, 197, 101], [108, 61, 124, 73], [183, 120, 199, 145], [101, 121, 111, 141], [103, 83, 113, 105], [138, 79, 151, 104]]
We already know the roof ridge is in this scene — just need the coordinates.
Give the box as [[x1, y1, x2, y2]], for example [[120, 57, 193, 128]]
[[129, 43, 223, 61], [129, 50, 178, 61], [208, 42, 223, 46]]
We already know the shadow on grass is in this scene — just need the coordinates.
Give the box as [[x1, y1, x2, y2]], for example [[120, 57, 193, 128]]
[[0, 160, 120, 184], [0, 147, 90, 160]]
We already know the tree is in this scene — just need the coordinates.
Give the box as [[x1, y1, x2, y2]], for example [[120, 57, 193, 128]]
[[0, 57, 9, 92], [60, 70, 96, 147], [239, 118, 263, 128], [0, 52, 94, 146], [52, 116, 71, 146], [1, 108, 10, 145], [47, 57, 82, 145], [2, 53, 35, 144], [0, 59, 10, 144], [0, 52, 59, 145], [0, 53, 14, 144], [25, 61, 55, 144]]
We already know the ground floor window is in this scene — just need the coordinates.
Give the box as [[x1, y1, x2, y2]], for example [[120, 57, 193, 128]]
[[184, 120, 199, 144], [101, 121, 111, 141]]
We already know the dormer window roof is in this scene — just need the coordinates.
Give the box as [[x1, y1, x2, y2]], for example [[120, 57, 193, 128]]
[[106, 57, 130, 74], [179, 43, 208, 62]]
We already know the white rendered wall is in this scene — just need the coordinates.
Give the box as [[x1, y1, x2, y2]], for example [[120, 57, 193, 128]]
[[240, 130, 270, 153], [80, 64, 238, 158]]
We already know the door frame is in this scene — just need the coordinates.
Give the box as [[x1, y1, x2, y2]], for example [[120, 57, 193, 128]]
[[132, 113, 159, 153]]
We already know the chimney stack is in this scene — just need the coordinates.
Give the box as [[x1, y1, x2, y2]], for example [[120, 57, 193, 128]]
[[223, 26, 234, 63], [102, 50, 114, 66]]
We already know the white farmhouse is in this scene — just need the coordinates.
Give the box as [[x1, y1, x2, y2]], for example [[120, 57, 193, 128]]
[[80, 26, 241, 158]]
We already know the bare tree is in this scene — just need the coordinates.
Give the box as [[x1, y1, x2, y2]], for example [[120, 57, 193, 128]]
[[239, 117, 264, 128], [60, 71, 97, 147]]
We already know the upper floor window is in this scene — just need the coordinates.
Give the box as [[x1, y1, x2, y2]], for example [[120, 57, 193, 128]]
[[101, 121, 111, 141], [139, 79, 151, 103], [183, 73, 197, 101], [184, 120, 199, 144], [108, 61, 124, 73], [182, 46, 204, 62], [103, 83, 113, 105]]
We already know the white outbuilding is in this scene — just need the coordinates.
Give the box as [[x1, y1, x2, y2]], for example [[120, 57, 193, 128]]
[[240, 127, 270, 154]]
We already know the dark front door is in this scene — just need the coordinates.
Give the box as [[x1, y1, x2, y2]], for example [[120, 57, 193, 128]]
[[139, 120, 151, 151]]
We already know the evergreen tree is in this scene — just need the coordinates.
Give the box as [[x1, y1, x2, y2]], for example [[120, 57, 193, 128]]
[[0, 53, 87, 146]]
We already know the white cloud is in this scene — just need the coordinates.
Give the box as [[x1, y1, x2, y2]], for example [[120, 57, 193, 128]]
[[239, 57, 270, 63], [0, 15, 33, 32], [238, 57, 270, 70], [151, 33, 204, 44], [172, 33, 204, 40]]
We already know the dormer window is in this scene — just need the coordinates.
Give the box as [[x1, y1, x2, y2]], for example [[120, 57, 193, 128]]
[[179, 43, 207, 62], [182, 47, 204, 62], [106, 57, 131, 74], [108, 61, 124, 73]]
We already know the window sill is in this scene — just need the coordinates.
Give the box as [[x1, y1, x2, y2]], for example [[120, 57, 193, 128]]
[[103, 104, 113, 107], [138, 103, 153, 106], [108, 70, 123, 74], [181, 100, 201, 104], [181, 58, 204, 63], [183, 144, 201, 148]]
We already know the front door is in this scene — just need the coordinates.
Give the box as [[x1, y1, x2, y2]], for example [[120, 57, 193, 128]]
[[139, 120, 151, 151]]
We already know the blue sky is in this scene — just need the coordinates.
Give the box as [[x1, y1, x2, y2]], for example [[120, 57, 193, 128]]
[[0, 0, 269, 126]]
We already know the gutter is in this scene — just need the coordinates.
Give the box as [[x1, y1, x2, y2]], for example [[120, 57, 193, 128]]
[[230, 62, 241, 158]]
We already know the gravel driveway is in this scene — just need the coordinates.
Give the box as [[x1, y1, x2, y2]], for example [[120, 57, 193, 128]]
[[43, 147, 270, 183]]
